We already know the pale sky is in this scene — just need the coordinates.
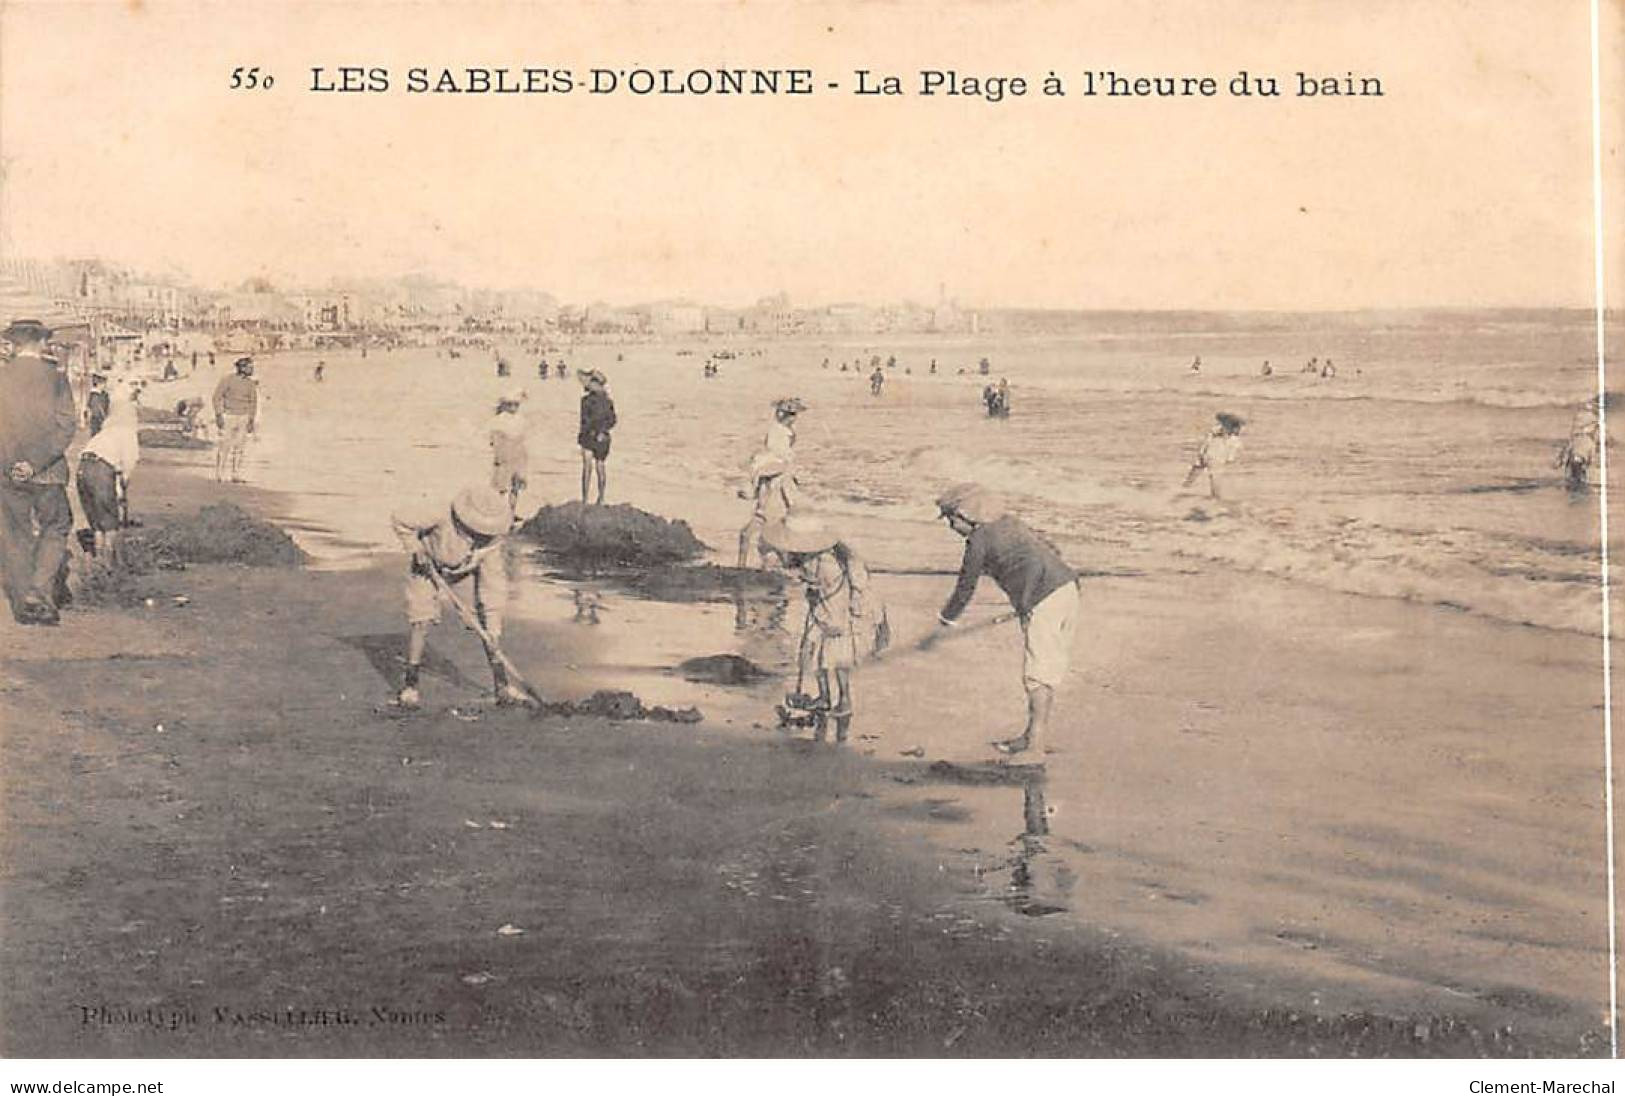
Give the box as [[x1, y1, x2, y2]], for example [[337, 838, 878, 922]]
[[1, 0, 1619, 309]]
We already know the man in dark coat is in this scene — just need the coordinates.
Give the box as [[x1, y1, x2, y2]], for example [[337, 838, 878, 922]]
[[0, 320, 79, 624]]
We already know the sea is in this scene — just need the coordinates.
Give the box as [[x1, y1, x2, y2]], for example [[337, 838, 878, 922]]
[[153, 308, 1617, 638]]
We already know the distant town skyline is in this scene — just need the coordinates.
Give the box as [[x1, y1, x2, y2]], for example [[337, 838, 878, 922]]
[[0, 254, 989, 342], [1, 2, 1619, 311], [1, 257, 974, 313], [9, 255, 1616, 326]]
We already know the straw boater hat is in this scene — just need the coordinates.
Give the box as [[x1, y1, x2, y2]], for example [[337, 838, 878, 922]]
[[452, 485, 513, 537], [935, 483, 1005, 525], [578, 369, 608, 388], [761, 513, 838, 556], [773, 397, 807, 415]]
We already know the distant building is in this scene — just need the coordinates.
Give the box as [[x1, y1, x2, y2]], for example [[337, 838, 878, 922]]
[[650, 302, 705, 335], [583, 304, 644, 335], [816, 303, 876, 334], [704, 307, 744, 334], [220, 289, 301, 327], [291, 293, 349, 330]]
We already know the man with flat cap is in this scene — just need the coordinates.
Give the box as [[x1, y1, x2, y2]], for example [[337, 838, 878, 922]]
[[0, 320, 79, 625], [930, 484, 1081, 761], [212, 356, 259, 483]]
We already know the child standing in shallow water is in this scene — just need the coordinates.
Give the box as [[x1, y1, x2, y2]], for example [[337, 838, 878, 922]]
[[737, 397, 804, 568], [1556, 401, 1603, 491], [762, 515, 886, 742], [1182, 411, 1246, 500]]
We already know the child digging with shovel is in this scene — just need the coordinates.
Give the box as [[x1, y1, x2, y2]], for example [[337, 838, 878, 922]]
[[762, 515, 887, 743], [390, 484, 533, 709]]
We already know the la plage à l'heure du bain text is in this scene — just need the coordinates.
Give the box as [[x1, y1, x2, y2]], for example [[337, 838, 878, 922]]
[[283, 66, 1384, 100]]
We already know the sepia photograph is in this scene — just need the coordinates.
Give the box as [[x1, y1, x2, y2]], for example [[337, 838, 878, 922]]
[[1, 0, 1622, 1073]]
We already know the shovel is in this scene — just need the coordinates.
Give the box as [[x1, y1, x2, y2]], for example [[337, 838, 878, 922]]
[[412, 545, 545, 707], [862, 610, 1020, 667]]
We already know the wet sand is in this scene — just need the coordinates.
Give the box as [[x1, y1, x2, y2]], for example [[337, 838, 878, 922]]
[[0, 456, 1612, 1056]]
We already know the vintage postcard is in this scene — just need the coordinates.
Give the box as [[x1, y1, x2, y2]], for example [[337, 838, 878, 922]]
[[0, 0, 1621, 1076]]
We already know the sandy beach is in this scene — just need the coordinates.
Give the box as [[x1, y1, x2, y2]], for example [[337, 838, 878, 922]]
[[0, 428, 1613, 1056]]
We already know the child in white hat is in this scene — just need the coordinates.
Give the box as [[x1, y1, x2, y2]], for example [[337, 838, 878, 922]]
[[761, 514, 886, 741]]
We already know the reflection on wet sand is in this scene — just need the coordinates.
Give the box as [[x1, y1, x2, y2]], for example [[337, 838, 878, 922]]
[[1005, 773, 1077, 918], [924, 760, 1077, 920]]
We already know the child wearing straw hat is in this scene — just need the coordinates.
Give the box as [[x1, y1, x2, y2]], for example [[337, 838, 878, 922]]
[[389, 484, 524, 709], [762, 513, 883, 741]]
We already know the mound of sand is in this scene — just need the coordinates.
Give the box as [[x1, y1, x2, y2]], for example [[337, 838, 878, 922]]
[[537, 689, 702, 724], [137, 503, 307, 569], [676, 653, 773, 685], [75, 504, 305, 607], [521, 502, 707, 567]]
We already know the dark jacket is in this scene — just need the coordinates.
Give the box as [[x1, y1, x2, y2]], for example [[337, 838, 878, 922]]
[[577, 390, 617, 446], [0, 353, 77, 484], [86, 390, 111, 436], [940, 515, 1077, 622]]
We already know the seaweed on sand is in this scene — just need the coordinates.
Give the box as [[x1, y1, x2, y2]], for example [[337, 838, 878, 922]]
[[674, 654, 773, 685], [535, 689, 702, 724], [139, 503, 307, 568], [74, 503, 306, 608], [520, 502, 707, 568]]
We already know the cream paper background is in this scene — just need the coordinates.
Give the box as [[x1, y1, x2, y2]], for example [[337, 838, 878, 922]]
[[1, 0, 1619, 311]]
